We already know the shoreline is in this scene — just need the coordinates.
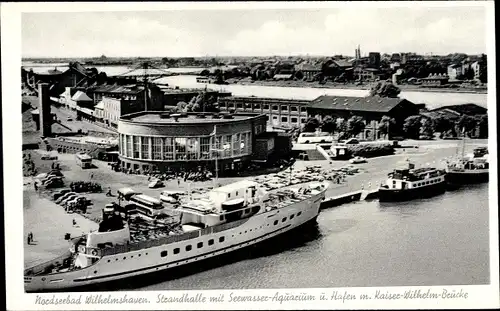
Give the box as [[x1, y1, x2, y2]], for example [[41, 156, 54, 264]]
[[223, 79, 488, 95]]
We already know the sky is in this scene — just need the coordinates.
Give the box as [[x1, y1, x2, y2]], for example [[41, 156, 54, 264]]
[[21, 6, 487, 58]]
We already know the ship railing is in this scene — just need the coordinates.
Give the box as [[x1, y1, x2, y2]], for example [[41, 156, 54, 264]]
[[99, 218, 248, 256], [24, 250, 72, 276]]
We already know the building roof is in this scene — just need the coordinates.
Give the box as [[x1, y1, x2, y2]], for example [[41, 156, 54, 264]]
[[94, 84, 144, 94], [431, 103, 487, 116], [332, 60, 352, 68], [420, 109, 461, 120], [295, 63, 321, 72], [71, 91, 92, 102], [121, 111, 266, 124], [95, 101, 105, 110], [309, 96, 411, 113]]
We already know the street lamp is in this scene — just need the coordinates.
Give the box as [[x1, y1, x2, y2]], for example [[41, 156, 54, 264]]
[[212, 143, 230, 186]]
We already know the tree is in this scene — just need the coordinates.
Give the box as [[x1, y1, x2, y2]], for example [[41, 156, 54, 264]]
[[174, 101, 188, 112], [186, 91, 219, 112], [303, 117, 320, 132], [420, 117, 435, 138], [369, 81, 401, 98], [320, 116, 337, 135], [476, 115, 488, 138], [455, 115, 477, 137], [433, 116, 455, 135], [294, 70, 304, 80], [479, 54, 487, 83], [377, 115, 396, 138], [403, 115, 422, 139], [346, 116, 365, 138]]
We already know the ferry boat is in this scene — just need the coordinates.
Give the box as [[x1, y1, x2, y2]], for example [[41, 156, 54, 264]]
[[446, 147, 489, 184], [24, 180, 328, 292], [378, 160, 447, 202]]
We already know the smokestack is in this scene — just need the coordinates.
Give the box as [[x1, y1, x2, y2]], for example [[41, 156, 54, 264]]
[[38, 83, 52, 137]]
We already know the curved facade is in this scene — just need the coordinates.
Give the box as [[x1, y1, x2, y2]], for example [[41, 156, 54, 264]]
[[118, 112, 267, 174]]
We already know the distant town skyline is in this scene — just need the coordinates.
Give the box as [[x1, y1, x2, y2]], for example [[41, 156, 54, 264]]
[[22, 6, 487, 58]]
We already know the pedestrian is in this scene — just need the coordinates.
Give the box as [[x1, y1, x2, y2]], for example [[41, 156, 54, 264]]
[[34, 182, 38, 192], [29, 232, 33, 243], [27, 234, 31, 245], [148, 176, 151, 181], [177, 178, 180, 186], [72, 219, 76, 226], [51, 162, 55, 169], [361, 183, 364, 190], [90, 173, 93, 179]]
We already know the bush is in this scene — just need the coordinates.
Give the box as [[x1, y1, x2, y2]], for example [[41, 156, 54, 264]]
[[347, 144, 395, 158]]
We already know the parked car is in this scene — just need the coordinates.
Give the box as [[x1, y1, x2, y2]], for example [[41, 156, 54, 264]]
[[349, 156, 367, 164], [60, 194, 78, 206], [55, 192, 77, 204], [341, 138, 360, 145], [52, 188, 72, 200], [148, 179, 164, 189], [41, 154, 58, 160], [160, 190, 184, 203]]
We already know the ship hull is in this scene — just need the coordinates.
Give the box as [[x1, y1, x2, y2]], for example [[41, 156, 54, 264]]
[[378, 181, 446, 202], [446, 170, 489, 185], [25, 190, 325, 292]]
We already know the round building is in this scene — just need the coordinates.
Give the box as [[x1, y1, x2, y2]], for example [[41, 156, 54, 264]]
[[118, 111, 267, 174]]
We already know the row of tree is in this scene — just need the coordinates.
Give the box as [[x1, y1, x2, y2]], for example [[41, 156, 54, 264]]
[[403, 114, 488, 139], [301, 113, 488, 141], [172, 91, 219, 113]]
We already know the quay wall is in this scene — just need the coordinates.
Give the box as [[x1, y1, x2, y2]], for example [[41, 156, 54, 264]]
[[320, 189, 379, 209]]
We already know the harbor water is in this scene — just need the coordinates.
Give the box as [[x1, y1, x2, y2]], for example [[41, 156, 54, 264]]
[[22, 64, 487, 110], [114, 183, 489, 291]]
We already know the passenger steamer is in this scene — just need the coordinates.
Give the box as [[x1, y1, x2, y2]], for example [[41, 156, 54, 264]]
[[446, 147, 489, 184], [24, 180, 328, 292], [378, 160, 447, 202]]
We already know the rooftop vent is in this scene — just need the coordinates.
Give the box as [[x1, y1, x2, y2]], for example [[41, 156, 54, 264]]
[[196, 113, 206, 119]]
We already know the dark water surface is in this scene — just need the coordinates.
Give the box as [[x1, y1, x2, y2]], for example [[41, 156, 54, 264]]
[[124, 184, 489, 291]]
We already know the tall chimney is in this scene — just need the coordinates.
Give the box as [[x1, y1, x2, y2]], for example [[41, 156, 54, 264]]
[[38, 83, 52, 137]]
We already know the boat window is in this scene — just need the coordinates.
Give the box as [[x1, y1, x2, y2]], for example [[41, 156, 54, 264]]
[[290, 214, 295, 220], [161, 251, 168, 257], [197, 242, 203, 248], [208, 239, 214, 246], [174, 248, 180, 254], [186, 245, 192, 251], [282, 217, 287, 222], [228, 194, 231, 198], [297, 212, 302, 216], [220, 215, 224, 221], [245, 208, 250, 213], [219, 237, 225, 242], [236, 191, 239, 196], [274, 220, 278, 225]]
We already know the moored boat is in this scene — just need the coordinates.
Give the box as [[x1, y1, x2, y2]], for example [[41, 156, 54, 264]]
[[446, 147, 489, 184], [378, 160, 447, 202], [24, 180, 328, 292]]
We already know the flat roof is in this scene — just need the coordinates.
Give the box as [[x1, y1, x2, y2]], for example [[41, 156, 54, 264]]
[[121, 112, 265, 124]]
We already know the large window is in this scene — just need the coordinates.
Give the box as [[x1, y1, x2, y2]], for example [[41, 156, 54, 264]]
[[200, 137, 211, 160], [133, 136, 140, 158], [281, 105, 288, 112], [163, 137, 174, 160], [152, 137, 162, 160], [232, 133, 240, 156], [186, 137, 199, 160], [175, 138, 187, 160], [126, 135, 132, 158], [141, 137, 150, 160], [224, 135, 232, 158]]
